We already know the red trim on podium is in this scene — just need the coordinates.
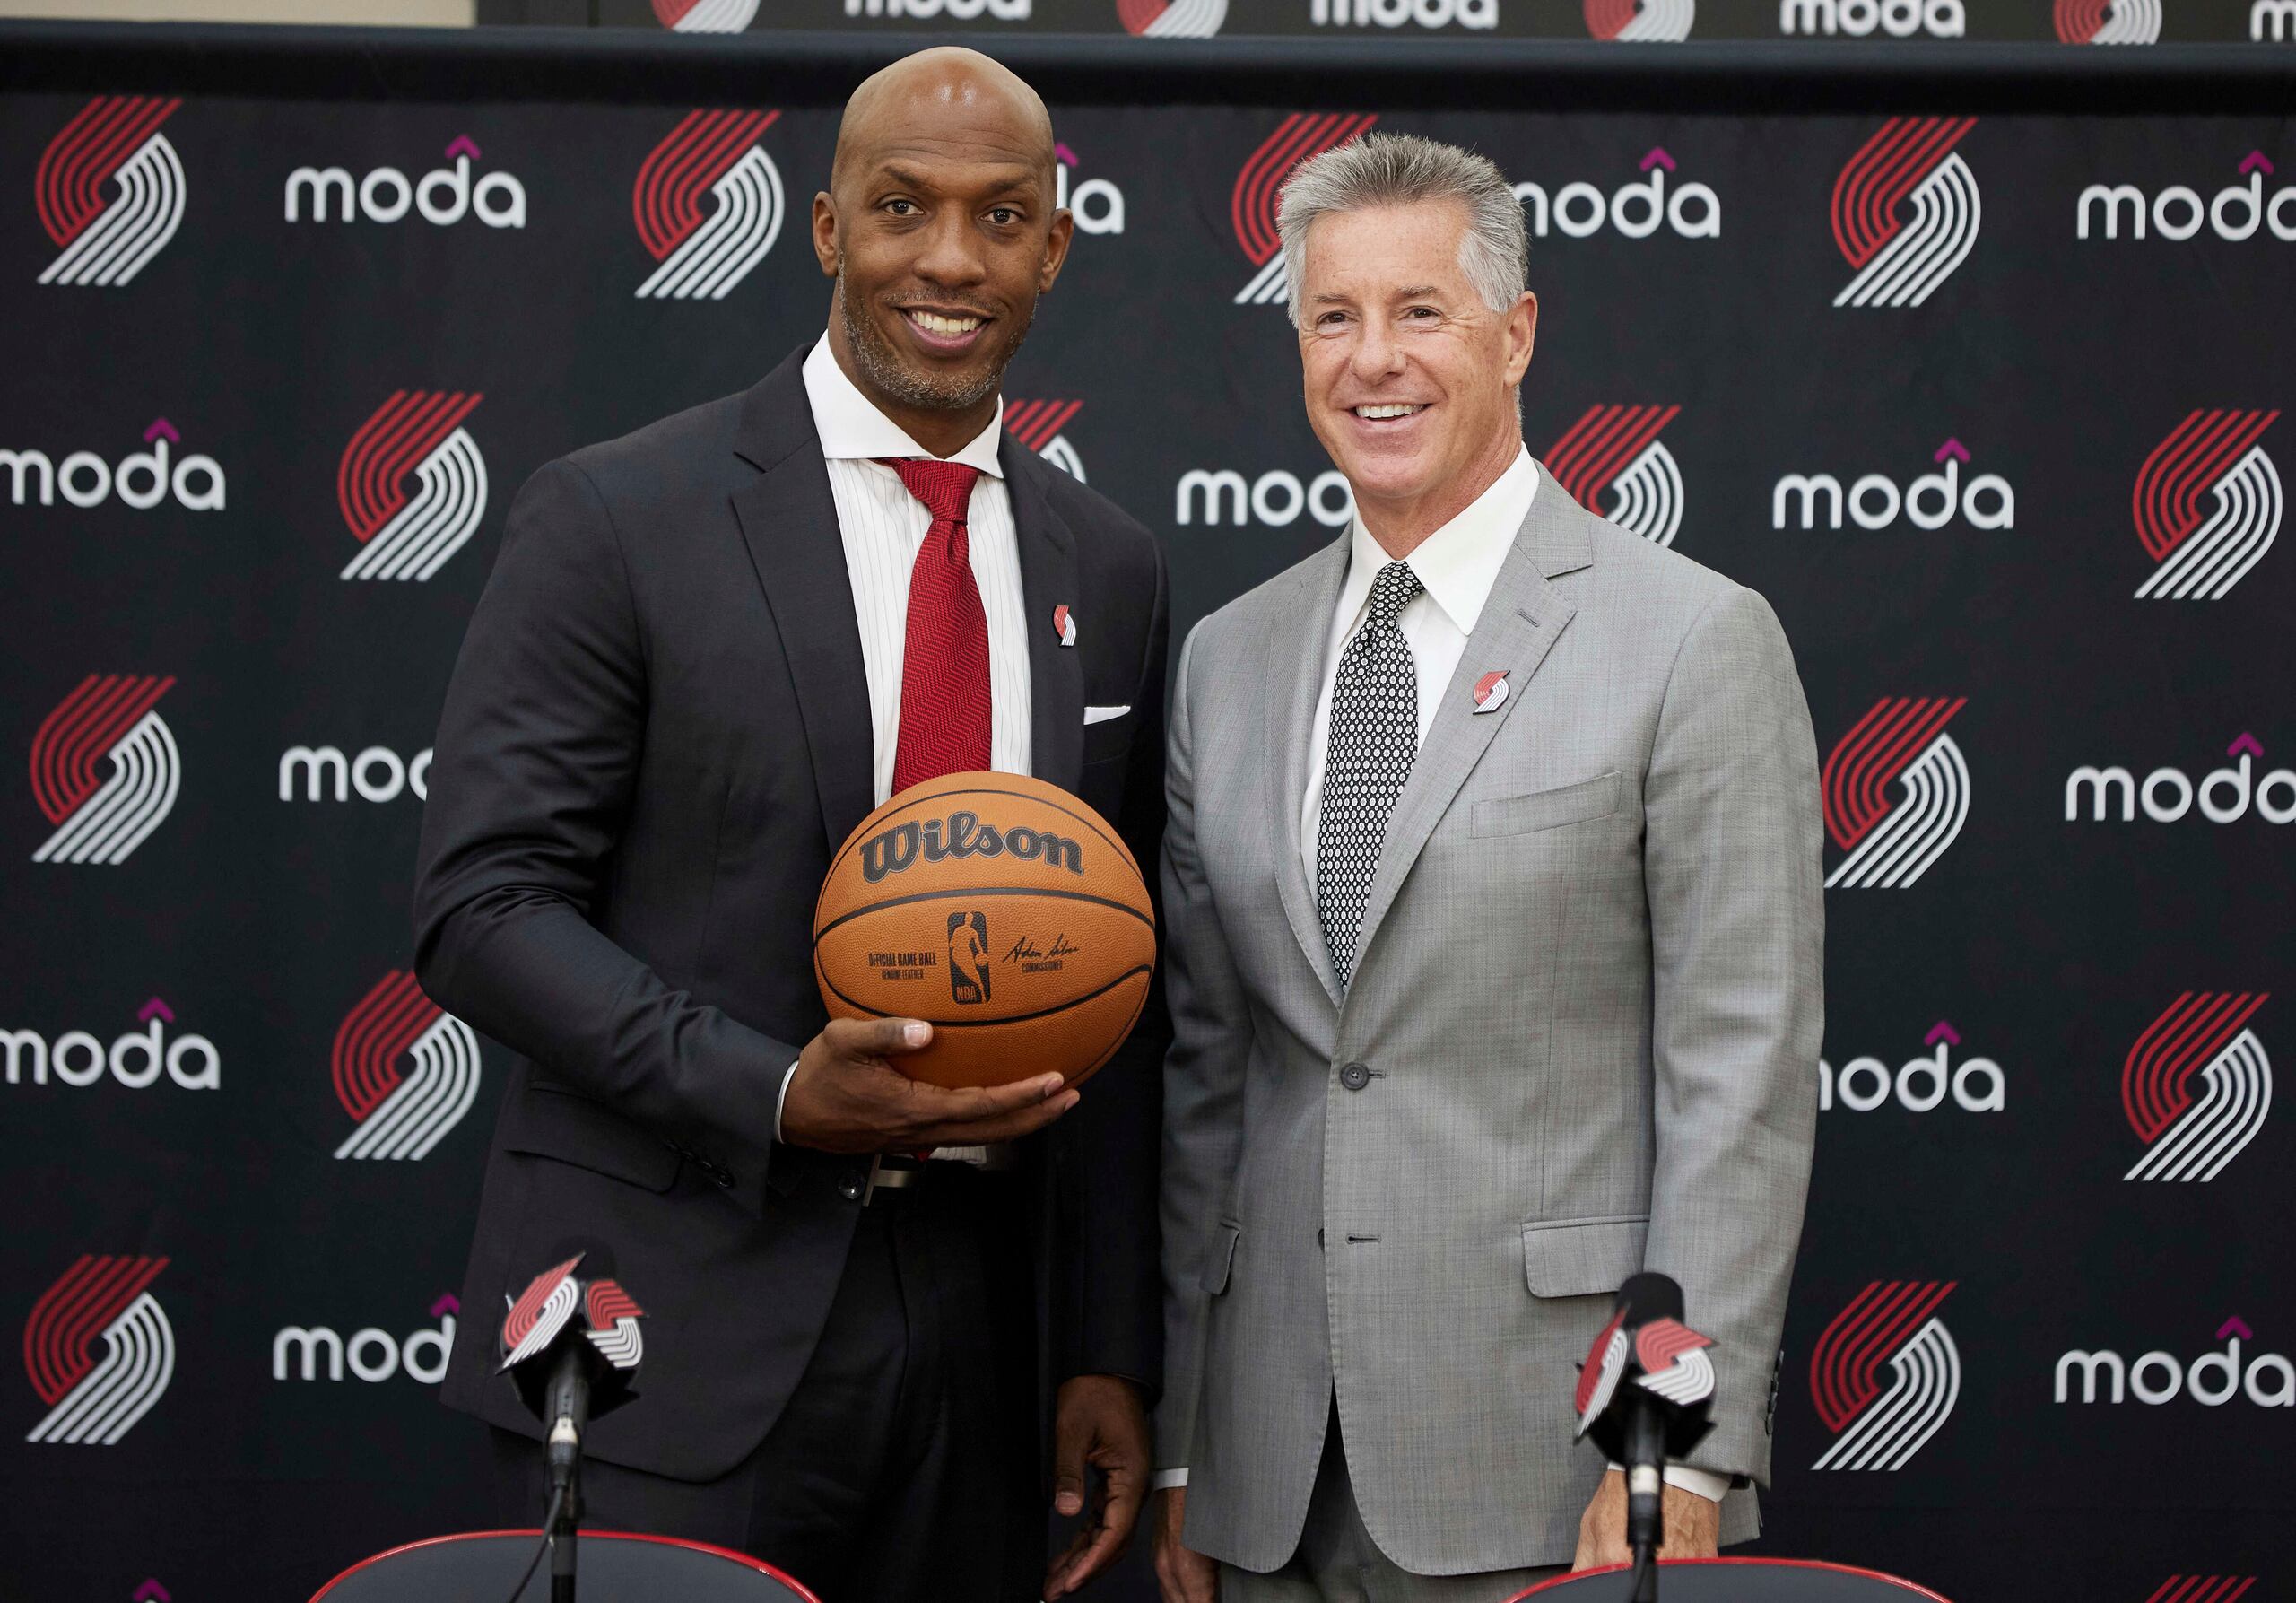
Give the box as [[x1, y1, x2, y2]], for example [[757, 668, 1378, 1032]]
[[1509, 1557, 1952, 1601], [309, 1529, 824, 1602]]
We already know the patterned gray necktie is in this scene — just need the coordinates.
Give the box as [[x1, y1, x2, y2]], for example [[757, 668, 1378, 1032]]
[[1317, 560, 1424, 992]]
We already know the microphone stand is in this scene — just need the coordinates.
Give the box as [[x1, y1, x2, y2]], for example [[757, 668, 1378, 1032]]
[[544, 1346, 590, 1603], [1622, 1398, 1666, 1603], [549, 1461, 579, 1603]]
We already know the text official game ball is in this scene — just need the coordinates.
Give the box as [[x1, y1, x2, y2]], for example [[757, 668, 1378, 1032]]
[[813, 771, 1156, 1090]]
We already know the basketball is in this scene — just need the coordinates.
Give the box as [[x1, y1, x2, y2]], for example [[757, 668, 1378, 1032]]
[[813, 771, 1156, 1090]]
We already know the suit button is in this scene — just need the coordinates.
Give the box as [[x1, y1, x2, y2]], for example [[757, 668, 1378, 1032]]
[[839, 1177, 864, 1201], [1339, 1062, 1371, 1092]]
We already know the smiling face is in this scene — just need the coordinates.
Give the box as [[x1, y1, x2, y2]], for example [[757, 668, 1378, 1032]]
[[1296, 199, 1537, 551], [813, 49, 1073, 457]]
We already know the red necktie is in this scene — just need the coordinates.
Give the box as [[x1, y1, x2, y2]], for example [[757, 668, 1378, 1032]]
[[879, 457, 991, 794]]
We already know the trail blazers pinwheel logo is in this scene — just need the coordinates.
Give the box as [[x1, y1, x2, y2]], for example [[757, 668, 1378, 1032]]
[[651, 0, 760, 30], [1231, 113, 1378, 307], [2132, 410, 2280, 600], [1118, 0, 1227, 33], [23, 1256, 174, 1444], [1548, 405, 1684, 547], [1810, 1280, 1960, 1471], [2056, 0, 2160, 41], [30, 675, 180, 866], [1584, 0, 1694, 40], [633, 109, 783, 301], [34, 97, 185, 287], [1005, 399, 1087, 482], [1831, 118, 1980, 309], [337, 391, 488, 582], [2124, 992, 2272, 1182], [501, 1257, 647, 1372], [332, 971, 483, 1160], [1822, 697, 1970, 888]]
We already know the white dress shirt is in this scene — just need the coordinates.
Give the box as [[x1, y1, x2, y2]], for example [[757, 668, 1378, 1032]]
[[802, 333, 1033, 806], [1300, 447, 1538, 892], [1155, 447, 1726, 1504], [774, 335, 1035, 1144]]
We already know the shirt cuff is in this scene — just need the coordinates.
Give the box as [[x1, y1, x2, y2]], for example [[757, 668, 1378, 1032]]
[[1152, 1468, 1189, 1490], [1605, 1462, 1729, 1503], [773, 1059, 800, 1144]]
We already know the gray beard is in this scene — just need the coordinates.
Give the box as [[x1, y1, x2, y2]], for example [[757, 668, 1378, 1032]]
[[839, 275, 1027, 414]]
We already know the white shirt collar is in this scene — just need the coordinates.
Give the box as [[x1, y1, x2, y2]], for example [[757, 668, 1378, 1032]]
[[1335, 445, 1540, 637], [800, 331, 1006, 479]]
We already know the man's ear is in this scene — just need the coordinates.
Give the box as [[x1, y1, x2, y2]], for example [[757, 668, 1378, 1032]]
[[1038, 206, 1076, 294], [812, 191, 839, 279], [1505, 290, 1539, 384]]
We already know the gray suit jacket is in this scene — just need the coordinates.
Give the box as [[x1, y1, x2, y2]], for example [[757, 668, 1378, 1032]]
[[1156, 466, 1823, 1575]]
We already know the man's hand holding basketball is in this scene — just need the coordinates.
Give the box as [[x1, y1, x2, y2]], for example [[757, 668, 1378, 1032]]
[[780, 1017, 1079, 1153]]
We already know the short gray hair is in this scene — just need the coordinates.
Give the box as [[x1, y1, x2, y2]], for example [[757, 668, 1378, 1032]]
[[1276, 132, 1527, 327]]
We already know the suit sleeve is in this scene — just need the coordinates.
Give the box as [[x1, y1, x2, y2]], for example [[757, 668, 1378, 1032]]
[[1153, 623, 1257, 1474], [413, 458, 793, 1193], [1640, 584, 1824, 1488], [1053, 533, 1171, 1393]]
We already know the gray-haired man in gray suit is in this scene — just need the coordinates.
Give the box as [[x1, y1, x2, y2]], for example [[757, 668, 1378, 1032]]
[[1151, 134, 1823, 1602]]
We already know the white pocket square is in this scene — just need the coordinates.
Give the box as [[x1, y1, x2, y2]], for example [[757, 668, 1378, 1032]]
[[1083, 704, 1131, 726]]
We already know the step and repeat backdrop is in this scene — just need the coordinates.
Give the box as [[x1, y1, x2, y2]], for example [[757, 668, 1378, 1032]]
[[2, 26, 2292, 1603], [503, 0, 2296, 45]]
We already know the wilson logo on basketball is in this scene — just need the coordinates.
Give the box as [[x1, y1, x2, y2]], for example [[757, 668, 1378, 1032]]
[[2056, 0, 2159, 42], [1584, 0, 1693, 41], [24, 1255, 174, 1445], [859, 809, 1084, 884], [337, 391, 488, 582], [30, 675, 181, 867], [1546, 405, 1684, 547], [1822, 697, 1971, 889], [35, 96, 186, 288], [1005, 399, 1087, 482], [1810, 1279, 1961, 1471], [2130, 409, 2280, 600], [1231, 113, 1379, 307], [2122, 992, 2272, 1183], [1831, 118, 1981, 309], [331, 971, 483, 1162], [633, 109, 783, 301]]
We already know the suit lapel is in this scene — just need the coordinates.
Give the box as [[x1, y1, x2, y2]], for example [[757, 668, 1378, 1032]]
[[1004, 445, 1084, 793], [1350, 468, 1592, 980], [727, 348, 876, 855], [1268, 537, 1352, 1009]]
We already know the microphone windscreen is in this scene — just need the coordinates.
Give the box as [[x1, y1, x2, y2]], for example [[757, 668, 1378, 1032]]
[[1614, 1271, 1685, 1324]]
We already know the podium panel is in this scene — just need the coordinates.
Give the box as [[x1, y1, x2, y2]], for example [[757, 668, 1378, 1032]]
[[1512, 1557, 1952, 1601], [310, 1530, 820, 1603]]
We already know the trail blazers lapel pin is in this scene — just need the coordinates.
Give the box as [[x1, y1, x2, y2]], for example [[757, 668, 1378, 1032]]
[[1473, 670, 1509, 713], [1053, 604, 1077, 647]]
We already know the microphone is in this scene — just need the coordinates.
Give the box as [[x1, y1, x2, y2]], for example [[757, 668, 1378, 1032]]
[[498, 1247, 648, 1599], [1571, 1273, 1717, 1601]]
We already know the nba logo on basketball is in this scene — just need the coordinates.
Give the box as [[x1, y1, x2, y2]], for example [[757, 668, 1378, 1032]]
[[947, 911, 992, 1006]]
